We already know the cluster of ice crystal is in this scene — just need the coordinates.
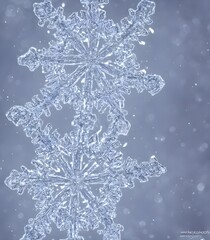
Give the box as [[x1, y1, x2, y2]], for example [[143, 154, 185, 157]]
[[5, 0, 166, 239]]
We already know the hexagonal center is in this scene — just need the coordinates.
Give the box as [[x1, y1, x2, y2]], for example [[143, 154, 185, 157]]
[[85, 53, 99, 67]]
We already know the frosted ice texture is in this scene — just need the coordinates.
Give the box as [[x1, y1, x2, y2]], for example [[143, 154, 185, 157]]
[[5, 0, 166, 239]]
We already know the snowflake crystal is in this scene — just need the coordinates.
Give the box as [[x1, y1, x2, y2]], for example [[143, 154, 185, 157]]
[[5, 0, 166, 239]]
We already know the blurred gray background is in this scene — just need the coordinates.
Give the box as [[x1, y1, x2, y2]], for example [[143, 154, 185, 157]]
[[0, 0, 210, 239]]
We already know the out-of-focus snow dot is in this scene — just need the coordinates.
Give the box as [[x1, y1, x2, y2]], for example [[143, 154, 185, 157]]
[[197, 182, 205, 192], [149, 234, 154, 239], [198, 142, 208, 152], [139, 221, 146, 227], [169, 126, 176, 133], [182, 24, 190, 35], [18, 212, 24, 219], [20, 39, 30, 49], [16, 144, 23, 151], [147, 113, 154, 122], [154, 193, 163, 203], [160, 136, 165, 142], [166, 235, 171, 239], [61, 3, 66, 8], [123, 208, 130, 215], [192, 128, 197, 132], [173, 38, 181, 47], [11, 0, 31, 9], [192, 18, 200, 26], [197, 211, 203, 217], [180, 142, 186, 148], [5, 5, 17, 18], [169, 211, 175, 218], [155, 136, 165, 142], [8, 75, 14, 83], [47, 30, 51, 34]]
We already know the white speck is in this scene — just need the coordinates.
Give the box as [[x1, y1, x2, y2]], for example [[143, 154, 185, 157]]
[[122, 142, 127, 147], [139, 41, 146, 45], [149, 27, 155, 34], [141, 69, 147, 74]]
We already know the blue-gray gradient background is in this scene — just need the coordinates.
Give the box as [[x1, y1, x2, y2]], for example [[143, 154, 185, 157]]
[[0, 0, 210, 239]]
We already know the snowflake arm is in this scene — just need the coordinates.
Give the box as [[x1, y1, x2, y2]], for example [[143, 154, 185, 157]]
[[33, 0, 87, 54], [18, 47, 84, 72], [98, 0, 155, 59]]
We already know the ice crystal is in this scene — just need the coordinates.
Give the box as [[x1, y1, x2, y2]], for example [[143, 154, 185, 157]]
[[5, 0, 166, 239]]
